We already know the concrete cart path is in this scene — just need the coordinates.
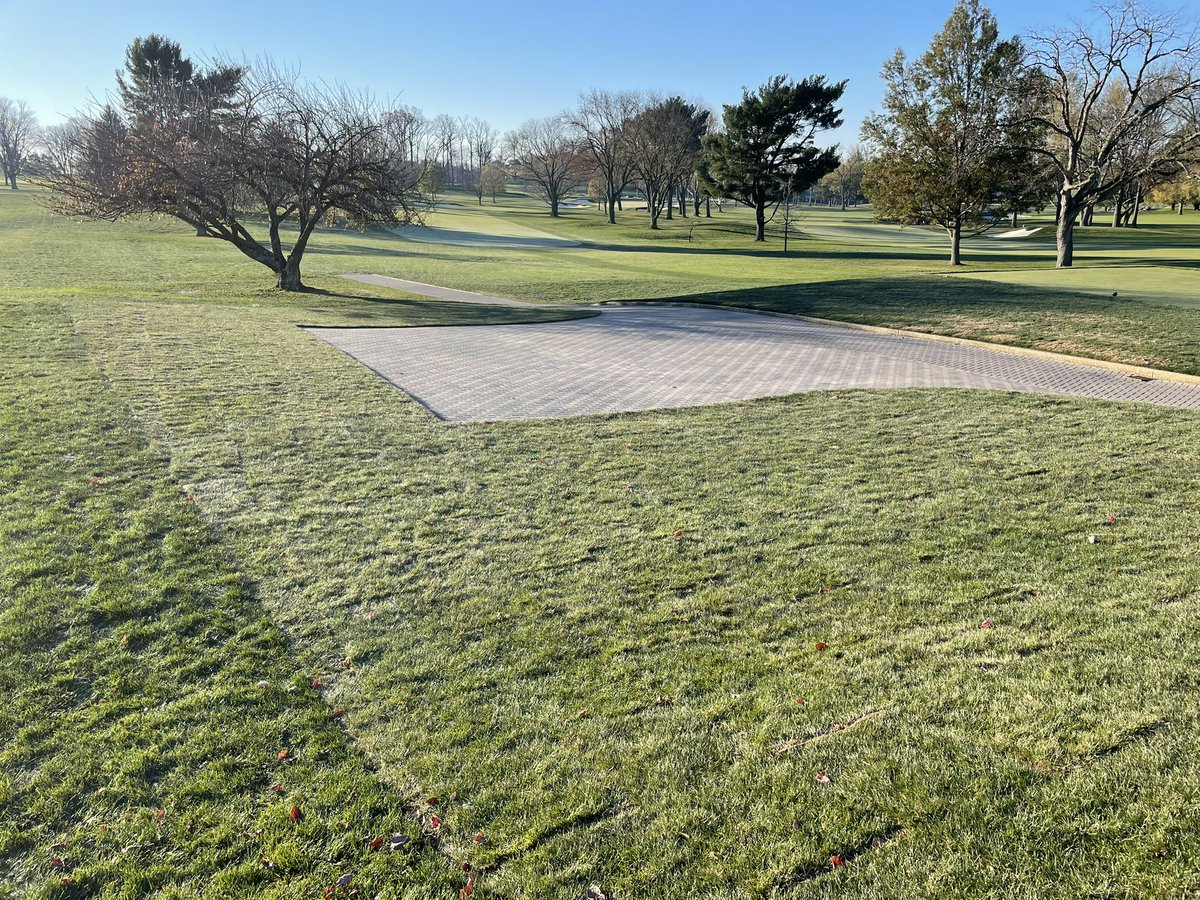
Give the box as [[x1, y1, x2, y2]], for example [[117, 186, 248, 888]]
[[306, 303, 1200, 422]]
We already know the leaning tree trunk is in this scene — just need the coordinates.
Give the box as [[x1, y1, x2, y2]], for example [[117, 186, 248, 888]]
[[1055, 193, 1079, 268], [1131, 188, 1141, 227]]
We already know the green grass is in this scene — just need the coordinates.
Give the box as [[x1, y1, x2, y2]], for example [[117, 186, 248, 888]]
[[5, 186, 1200, 897]]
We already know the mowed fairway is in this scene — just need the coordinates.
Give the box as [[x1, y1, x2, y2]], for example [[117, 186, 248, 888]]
[[5, 186, 1200, 898]]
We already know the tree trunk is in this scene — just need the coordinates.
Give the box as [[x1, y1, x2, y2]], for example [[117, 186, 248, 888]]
[[949, 223, 962, 266], [665, 185, 673, 220], [1010, 210, 1018, 228], [705, 196, 711, 217], [1055, 195, 1077, 268], [754, 202, 766, 241], [1111, 192, 1122, 228], [693, 192, 701, 216], [678, 186, 686, 217], [1131, 188, 1141, 227], [277, 257, 303, 291], [549, 195, 560, 217], [195, 225, 206, 237], [608, 189, 618, 224]]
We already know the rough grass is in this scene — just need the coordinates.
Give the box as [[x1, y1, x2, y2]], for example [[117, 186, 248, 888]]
[[5, 187, 1200, 897]]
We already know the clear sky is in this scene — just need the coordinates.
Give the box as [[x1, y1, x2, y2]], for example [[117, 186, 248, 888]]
[[1, 0, 1087, 147]]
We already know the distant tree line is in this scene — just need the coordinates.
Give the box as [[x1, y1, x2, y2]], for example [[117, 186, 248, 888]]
[[6, 0, 1198, 289]]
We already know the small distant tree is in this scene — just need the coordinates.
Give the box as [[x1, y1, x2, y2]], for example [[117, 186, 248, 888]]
[[464, 117, 499, 204], [700, 75, 844, 241], [419, 161, 445, 203], [862, 1, 1037, 264], [480, 160, 507, 203], [0, 98, 39, 189], [506, 116, 581, 217]]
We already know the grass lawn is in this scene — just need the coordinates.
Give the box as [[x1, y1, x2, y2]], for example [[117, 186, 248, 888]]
[[4, 186, 1200, 897]]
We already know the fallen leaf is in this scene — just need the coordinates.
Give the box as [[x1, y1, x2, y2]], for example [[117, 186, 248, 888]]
[[50, 856, 64, 868], [815, 642, 828, 651], [430, 816, 441, 829], [278, 749, 290, 760], [586, 886, 608, 900], [460, 876, 476, 899], [268, 783, 283, 794], [830, 854, 846, 868], [673, 530, 683, 538], [332, 709, 344, 719], [389, 834, 410, 851], [312, 678, 322, 688], [815, 770, 831, 784], [60, 877, 77, 886], [290, 805, 303, 823], [795, 698, 806, 705], [473, 832, 486, 845], [426, 796, 440, 806], [980, 619, 993, 629], [336, 874, 352, 889], [368, 836, 384, 851]]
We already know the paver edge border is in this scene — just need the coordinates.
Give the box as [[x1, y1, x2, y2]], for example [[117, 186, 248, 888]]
[[596, 300, 1200, 387]]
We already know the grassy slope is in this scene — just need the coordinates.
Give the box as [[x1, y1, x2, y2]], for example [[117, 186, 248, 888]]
[[302, 193, 1200, 373], [5, 189, 1200, 897]]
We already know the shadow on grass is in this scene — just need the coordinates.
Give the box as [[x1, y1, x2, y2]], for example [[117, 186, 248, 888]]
[[618, 275, 1153, 321], [288, 284, 593, 328]]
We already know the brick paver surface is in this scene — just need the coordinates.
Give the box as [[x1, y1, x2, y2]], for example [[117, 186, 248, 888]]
[[305, 305, 1200, 422]]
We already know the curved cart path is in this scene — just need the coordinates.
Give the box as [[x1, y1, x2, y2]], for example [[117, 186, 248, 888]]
[[316, 274, 1200, 421]]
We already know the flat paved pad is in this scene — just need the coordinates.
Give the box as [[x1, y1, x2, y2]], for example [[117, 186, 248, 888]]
[[305, 306, 1200, 421]]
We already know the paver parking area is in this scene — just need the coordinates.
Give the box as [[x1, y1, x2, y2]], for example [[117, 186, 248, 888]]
[[305, 305, 1200, 421]]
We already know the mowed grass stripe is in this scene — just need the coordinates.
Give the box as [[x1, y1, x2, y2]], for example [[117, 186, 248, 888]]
[[0, 300, 458, 897]]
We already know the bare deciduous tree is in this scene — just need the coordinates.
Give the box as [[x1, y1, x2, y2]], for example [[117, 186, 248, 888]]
[[506, 117, 581, 217], [1027, 1, 1200, 266], [42, 60, 423, 291], [627, 97, 709, 230], [569, 89, 643, 224], [0, 98, 39, 189], [464, 117, 499, 204]]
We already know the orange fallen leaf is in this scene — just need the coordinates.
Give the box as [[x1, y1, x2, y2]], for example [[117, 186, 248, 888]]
[[278, 749, 290, 760], [830, 854, 845, 868], [368, 836, 384, 851], [815, 642, 828, 651], [289, 805, 303, 823]]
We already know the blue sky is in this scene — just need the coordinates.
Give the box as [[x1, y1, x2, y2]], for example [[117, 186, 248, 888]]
[[1, 0, 1084, 147]]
